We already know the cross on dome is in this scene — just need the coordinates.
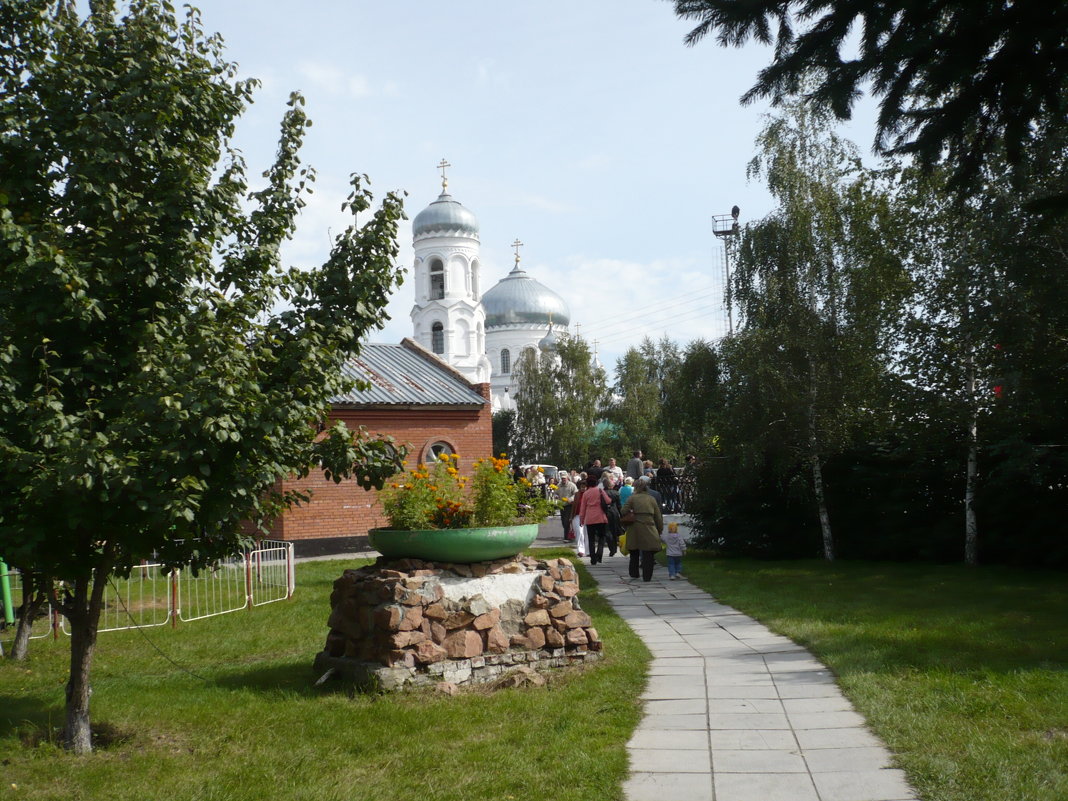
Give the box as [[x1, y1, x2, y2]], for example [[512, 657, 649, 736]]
[[437, 157, 451, 191], [511, 238, 524, 266]]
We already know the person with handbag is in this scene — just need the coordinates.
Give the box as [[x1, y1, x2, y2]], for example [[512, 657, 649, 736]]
[[600, 476, 623, 556], [619, 476, 664, 582], [577, 474, 612, 564]]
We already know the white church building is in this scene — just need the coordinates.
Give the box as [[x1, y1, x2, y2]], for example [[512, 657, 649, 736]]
[[409, 170, 570, 411]]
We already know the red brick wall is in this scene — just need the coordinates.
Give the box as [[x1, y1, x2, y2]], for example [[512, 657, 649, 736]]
[[269, 384, 492, 542]]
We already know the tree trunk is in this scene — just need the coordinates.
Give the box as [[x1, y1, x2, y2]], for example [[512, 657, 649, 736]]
[[62, 563, 108, 753], [808, 362, 835, 561], [964, 355, 980, 566], [8, 577, 47, 661]]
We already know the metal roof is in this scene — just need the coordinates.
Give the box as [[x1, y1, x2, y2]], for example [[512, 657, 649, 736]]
[[482, 265, 571, 327], [412, 192, 480, 238], [331, 340, 487, 407]]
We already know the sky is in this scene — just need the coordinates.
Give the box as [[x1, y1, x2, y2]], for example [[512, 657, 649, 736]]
[[191, 1, 879, 373]]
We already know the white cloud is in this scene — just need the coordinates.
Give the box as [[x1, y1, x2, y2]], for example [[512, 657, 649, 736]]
[[296, 61, 375, 99]]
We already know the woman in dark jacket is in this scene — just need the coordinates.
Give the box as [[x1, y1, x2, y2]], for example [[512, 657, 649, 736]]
[[620, 476, 664, 582]]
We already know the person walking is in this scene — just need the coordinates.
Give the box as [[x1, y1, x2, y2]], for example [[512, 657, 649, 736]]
[[657, 458, 678, 513], [601, 475, 623, 556], [604, 457, 624, 488], [662, 524, 687, 580], [619, 475, 634, 506], [626, 450, 644, 481], [577, 473, 612, 564], [557, 471, 578, 540], [620, 476, 664, 582]]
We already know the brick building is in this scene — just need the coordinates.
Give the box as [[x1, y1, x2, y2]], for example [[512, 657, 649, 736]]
[[270, 338, 492, 556]]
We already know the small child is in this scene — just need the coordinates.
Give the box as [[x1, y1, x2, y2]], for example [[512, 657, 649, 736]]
[[662, 524, 687, 580]]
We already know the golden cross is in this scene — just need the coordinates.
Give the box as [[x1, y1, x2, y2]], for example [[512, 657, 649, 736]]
[[511, 238, 524, 265], [437, 158, 451, 191]]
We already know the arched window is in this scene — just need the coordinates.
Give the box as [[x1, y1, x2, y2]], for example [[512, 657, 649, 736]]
[[431, 322, 444, 354], [500, 348, 511, 375], [429, 258, 445, 300], [425, 440, 455, 463], [472, 259, 480, 299]]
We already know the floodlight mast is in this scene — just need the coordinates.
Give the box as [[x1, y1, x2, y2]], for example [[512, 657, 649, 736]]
[[712, 206, 740, 337]]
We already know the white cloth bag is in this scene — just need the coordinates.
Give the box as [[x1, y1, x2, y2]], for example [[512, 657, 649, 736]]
[[571, 515, 587, 556]]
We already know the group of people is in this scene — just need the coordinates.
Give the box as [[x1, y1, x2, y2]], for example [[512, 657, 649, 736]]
[[554, 451, 688, 582]]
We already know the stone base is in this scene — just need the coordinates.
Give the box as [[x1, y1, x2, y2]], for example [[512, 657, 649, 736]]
[[314, 647, 602, 691], [316, 554, 603, 690]]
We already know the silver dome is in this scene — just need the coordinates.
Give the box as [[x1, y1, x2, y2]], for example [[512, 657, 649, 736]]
[[538, 324, 559, 352], [483, 265, 571, 328], [412, 192, 479, 237]]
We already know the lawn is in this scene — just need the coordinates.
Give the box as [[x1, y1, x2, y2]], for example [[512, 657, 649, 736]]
[[678, 554, 1068, 801], [0, 551, 650, 801]]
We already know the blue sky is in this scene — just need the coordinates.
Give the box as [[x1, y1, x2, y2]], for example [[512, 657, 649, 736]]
[[193, 1, 878, 372]]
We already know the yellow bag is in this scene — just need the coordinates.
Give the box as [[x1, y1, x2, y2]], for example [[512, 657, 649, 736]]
[[618, 532, 628, 556]]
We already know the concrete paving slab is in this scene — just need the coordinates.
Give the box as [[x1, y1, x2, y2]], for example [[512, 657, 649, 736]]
[[708, 698, 786, 714], [623, 772, 715, 801], [645, 698, 709, 716], [714, 772, 820, 801], [639, 714, 710, 730], [712, 748, 807, 773], [629, 747, 712, 773], [629, 729, 709, 750], [794, 727, 885, 750], [788, 710, 868, 729], [706, 730, 799, 750], [811, 769, 917, 801], [781, 695, 853, 714], [708, 712, 791, 730], [803, 746, 895, 773]]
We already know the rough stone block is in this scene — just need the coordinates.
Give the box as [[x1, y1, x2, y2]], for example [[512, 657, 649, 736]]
[[486, 624, 510, 654], [549, 600, 574, 618], [566, 628, 589, 646], [564, 610, 592, 628], [586, 627, 599, 643], [398, 606, 424, 632], [524, 609, 551, 627], [414, 640, 447, 665], [556, 583, 579, 598], [539, 575, 555, 592], [431, 621, 447, 644], [510, 634, 532, 649], [373, 604, 402, 631], [468, 594, 493, 617], [443, 629, 484, 659], [527, 626, 546, 649], [424, 602, 447, 620], [545, 628, 565, 648], [560, 567, 576, 581], [473, 609, 501, 630], [443, 610, 475, 630]]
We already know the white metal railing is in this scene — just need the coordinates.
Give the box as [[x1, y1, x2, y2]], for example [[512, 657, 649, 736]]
[[1, 541, 293, 645], [0, 568, 56, 642]]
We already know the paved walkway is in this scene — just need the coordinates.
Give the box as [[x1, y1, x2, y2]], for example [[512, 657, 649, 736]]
[[584, 555, 919, 801]]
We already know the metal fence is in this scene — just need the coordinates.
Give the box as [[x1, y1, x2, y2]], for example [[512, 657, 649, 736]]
[[0, 540, 294, 644]]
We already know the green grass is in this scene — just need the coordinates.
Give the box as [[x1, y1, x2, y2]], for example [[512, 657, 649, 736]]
[[677, 554, 1068, 801], [0, 551, 650, 801]]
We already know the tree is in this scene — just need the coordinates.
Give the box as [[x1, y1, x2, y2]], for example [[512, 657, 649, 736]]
[[491, 409, 516, 459], [511, 335, 607, 468], [0, 2, 405, 752], [608, 337, 679, 461], [672, 0, 1068, 208], [661, 338, 722, 458], [719, 98, 907, 560]]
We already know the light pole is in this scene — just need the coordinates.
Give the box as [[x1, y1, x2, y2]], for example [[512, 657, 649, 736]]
[[712, 206, 740, 337]]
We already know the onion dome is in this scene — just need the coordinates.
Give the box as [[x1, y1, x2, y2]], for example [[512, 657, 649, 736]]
[[483, 264, 571, 328], [412, 191, 479, 238], [538, 322, 559, 353]]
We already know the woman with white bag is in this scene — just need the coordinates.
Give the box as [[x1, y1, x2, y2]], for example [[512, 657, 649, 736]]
[[571, 479, 588, 556]]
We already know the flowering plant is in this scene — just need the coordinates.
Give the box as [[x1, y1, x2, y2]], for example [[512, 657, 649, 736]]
[[379, 453, 556, 530]]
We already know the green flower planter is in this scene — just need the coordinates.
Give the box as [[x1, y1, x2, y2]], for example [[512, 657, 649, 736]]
[[368, 524, 539, 563]]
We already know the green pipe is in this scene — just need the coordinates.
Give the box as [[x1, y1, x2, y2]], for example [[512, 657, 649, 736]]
[[0, 560, 13, 626]]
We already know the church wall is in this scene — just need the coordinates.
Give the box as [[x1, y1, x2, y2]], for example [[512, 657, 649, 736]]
[[266, 385, 493, 552]]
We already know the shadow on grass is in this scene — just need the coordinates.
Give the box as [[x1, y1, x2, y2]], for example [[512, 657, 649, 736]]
[[0, 694, 64, 741], [211, 657, 327, 696]]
